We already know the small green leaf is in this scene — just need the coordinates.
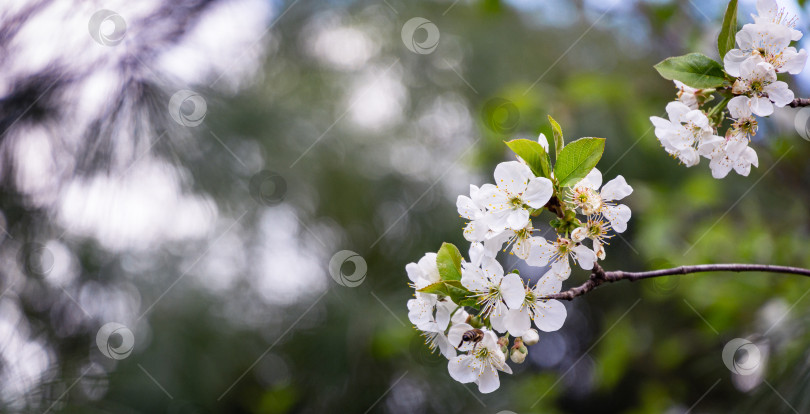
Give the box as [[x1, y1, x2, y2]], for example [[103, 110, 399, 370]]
[[436, 242, 463, 281], [417, 281, 448, 296], [505, 139, 552, 178], [417, 280, 476, 307], [554, 137, 606, 187], [548, 115, 564, 160], [718, 0, 738, 59], [443, 280, 473, 304], [653, 53, 727, 89]]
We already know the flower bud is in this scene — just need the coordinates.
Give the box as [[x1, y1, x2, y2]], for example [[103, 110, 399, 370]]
[[497, 335, 509, 354], [522, 329, 540, 346], [510, 340, 528, 364], [510, 349, 527, 363]]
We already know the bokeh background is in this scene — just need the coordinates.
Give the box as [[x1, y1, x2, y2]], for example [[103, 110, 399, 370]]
[[1, 0, 810, 412]]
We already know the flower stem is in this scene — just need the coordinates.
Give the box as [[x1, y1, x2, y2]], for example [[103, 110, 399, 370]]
[[706, 95, 731, 126]]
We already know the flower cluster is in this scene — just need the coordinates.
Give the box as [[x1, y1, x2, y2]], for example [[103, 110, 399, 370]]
[[406, 125, 633, 392], [651, 0, 806, 179]]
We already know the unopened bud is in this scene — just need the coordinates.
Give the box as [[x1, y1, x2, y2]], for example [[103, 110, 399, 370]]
[[497, 336, 509, 354], [522, 329, 540, 346], [510, 344, 528, 364]]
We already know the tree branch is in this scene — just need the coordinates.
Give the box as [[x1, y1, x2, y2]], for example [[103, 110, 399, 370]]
[[789, 98, 810, 108], [544, 263, 810, 301]]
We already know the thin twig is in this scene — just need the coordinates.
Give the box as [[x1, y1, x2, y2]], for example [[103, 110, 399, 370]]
[[544, 263, 810, 301], [789, 98, 810, 108]]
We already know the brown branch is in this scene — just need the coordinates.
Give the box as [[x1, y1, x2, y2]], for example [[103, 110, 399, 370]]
[[789, 98, 810, 108], [544, 263, 810, 301]]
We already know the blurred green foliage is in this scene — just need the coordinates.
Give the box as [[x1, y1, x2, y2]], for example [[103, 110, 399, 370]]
[[6, 0, 810, 413]]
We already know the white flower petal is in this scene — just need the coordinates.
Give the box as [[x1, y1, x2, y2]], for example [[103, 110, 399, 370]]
[[526, 237, 553, 267], [577, 168, 602, 190], [448, 356, 477, 383], [506, 309, 532, 337], [533, 300, 567, 332], [489, 307, 508, 333], [550, 259, 572, 281], [537, 133, 550, 152], [728, 96, 752, 119], [600, 175, 633, 201], [750, 96, 774, 117], [764, 81, 794, 107], [604, 204, 631, 233], [494, 161, 531, 196], [723, 48, 748, 77], [523, 177, 553, 208], [506, 209, 530, 230], [533, 275, 563, 296], [572, 245, 596, 270], [456, 195, 479, 220], [476, 366, 501, 393], [500, 273, 526, 309]]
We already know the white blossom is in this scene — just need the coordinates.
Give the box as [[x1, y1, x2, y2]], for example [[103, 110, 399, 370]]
[[571, 217, 614, 260], [731, 56, 794, 116], [482, 161, 553, 232], [447, 329, 512, 393], [501, 275, 567, 336], [406, 252, 440, 290], [408, 297, 465, 359], [526, 236, 596, 280], [674, 80, 701, 109], [457, 184, 492, 243], [650, 101, 722, 167], [724, 23, 807, 76], [568, 168, 633, 232], [460, 258, 523, 331], [752, 0, 802, 41]]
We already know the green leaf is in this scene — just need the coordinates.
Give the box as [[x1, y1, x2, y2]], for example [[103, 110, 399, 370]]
[[417, 280, 476, 306], [505, 139, 552, 178], [718, 0, 738, 59], [554, 137, 606, 187], [548, 115, 564, 160], [436, 242, 463, 281], [653, 53, 727, 89]]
